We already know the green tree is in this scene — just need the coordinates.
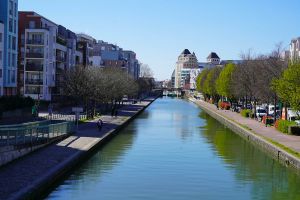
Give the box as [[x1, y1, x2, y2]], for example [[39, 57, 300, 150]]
[[203, 66, 222, 102], [216, 63, 236, 99], [196, 68, 209, 93], [272, 62, 300, 112]]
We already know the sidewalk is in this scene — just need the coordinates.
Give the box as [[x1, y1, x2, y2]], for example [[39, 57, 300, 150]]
[[0, 99, 154, 200], [191, 98, 300, 154]]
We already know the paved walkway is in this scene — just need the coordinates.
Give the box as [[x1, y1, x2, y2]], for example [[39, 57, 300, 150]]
[[191, 98, 300, 153], [0, 99, 154, 200]]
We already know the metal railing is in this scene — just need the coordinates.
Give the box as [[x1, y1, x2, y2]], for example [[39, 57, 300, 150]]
[[42, 113, 87, 121], [0, 121, 74, 147]]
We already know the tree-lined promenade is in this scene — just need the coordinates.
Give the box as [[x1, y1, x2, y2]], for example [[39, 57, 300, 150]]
[[196, 46, 300, 133], [62, 66, 154, 119]]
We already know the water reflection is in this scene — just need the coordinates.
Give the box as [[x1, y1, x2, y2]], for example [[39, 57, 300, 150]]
[[198, 111, 300, 200]]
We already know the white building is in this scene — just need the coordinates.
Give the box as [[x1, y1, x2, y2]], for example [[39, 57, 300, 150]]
[[290, 37, 300, 62], [174, 49, 198, 88], [0, 22, 4, 95], [22, 14, 57, 101], [190, 68, 202, 90]]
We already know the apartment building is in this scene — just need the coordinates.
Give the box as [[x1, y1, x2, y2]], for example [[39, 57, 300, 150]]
[[174, 49, 198, 88], [290, 37, 300, 62], [0, 22, 4, 95], [18, 12, 83, 101], [122, 50, 140, 80], [18, 12, 57, 101], [0, 0, 18, 96], [77, 33, 96, 66]]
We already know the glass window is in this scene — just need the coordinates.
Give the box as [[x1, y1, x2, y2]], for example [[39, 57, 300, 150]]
[[0, 33, 2, 42], [7, 70, 10, 83], [29, 21, 35, 29], [9, 1, 13, 15], [8, 53, 11, 66], [0, 51, 2, 61], [12, 53, 16, 67], [12, 36, 16, 50], [14, 3, 17, 17], [0, 69, 2, 78], [8, 36, 11, 49], [11, 70, 15, 83], [9, 18, 13, 32], [14, 20, 16, 34]]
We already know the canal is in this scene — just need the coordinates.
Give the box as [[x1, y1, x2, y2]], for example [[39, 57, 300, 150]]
[[46, 97, 300, 200]]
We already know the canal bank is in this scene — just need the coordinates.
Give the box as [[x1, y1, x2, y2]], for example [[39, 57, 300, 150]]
[[189, 98, 300, 170], [0, 98, 157, 200]]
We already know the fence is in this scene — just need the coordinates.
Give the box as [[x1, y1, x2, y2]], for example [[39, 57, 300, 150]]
[[0, 121, 74, 147], [42, 113, 87, 122]]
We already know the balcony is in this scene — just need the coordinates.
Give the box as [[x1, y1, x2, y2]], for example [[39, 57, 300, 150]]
[[25, 79, 43, 85], [27, 39, 44, 45], [56, 37, 67, 46], [26, 53, 44, 59], [25, 63, 43, 71]]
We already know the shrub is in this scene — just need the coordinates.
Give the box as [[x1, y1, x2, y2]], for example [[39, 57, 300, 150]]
[[241, 109, 252, 118], [275, 120, 280, 129], [277, 120, 297, 134], [0, 96, 35, 113]]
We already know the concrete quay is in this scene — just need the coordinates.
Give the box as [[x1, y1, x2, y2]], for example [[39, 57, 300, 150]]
[[190, 98, 300, 171], [0, 98, 156, 200]]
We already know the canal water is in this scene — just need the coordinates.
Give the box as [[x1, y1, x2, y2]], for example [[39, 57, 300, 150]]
[[46, 98, 300, 200]]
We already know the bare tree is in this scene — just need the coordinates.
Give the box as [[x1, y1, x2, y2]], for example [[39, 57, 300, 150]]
[[139, 63, 154, 78]]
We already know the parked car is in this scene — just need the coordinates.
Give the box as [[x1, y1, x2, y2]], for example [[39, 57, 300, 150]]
[[268, 105, 279, 116], [256, 107, 267, 121]]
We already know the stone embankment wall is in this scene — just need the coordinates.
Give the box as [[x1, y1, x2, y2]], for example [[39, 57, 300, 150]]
[[191, 99, 300, 170]]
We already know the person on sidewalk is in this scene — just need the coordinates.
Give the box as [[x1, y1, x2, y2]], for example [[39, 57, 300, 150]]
[[97, 119, 103, 131]]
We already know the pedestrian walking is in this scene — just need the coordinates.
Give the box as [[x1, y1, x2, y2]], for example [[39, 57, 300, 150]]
[[97, 119, 103, 131]]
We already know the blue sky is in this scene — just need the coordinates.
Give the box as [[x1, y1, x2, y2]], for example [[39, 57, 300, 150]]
[[19, 0, 300, 80]]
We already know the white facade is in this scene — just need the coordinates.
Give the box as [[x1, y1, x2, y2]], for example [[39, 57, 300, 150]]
[[0, 22, 4, 95], [23, 20, 57, 101], [190, 68, 201, 90], [290, 37, 300, 62], [175, 49, 198, 88]]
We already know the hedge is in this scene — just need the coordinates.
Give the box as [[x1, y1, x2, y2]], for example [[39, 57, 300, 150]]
[[241, 109, 252, 118], [277, 120, 297, 134], [0, 96, 35, 113]]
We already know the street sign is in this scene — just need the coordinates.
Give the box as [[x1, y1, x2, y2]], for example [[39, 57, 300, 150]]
[[72, 107, 83, 112]]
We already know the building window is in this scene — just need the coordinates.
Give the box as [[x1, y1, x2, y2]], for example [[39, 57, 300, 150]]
[[14, 3, 17, 17], [14, 20, 16, 34], [8, 53, 11, 67], [0, 69, 2, 78], [12, 36, 16, 50], [9, 1, 13, 15], [0, 51, 2, 61], [9, 18, 13, 32], [0, 33, 2, 43], [12, 53, 16, 67], [29, 21, 35, 29], [7, 70, 10, 84], [8, 36, 11, 49], [11, 70, 15, 83]]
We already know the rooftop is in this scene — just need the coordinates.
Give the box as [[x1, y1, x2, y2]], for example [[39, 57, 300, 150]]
[[207, 52, 220, 59], [181, 49, 191, 55]]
